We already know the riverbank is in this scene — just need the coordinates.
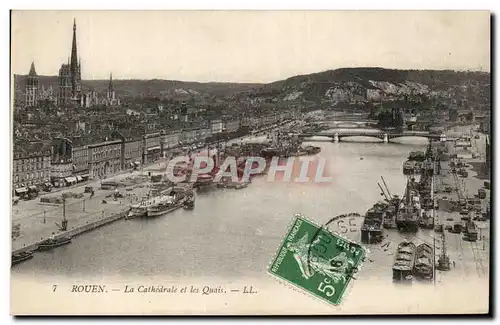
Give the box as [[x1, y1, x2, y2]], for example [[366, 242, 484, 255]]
[[11, 121, 301, 256], [11, 137, 489, 314]]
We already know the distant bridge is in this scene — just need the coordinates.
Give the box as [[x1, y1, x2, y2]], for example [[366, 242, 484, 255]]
[[310, 119, 379, 128], [298, 130, 446, 143]]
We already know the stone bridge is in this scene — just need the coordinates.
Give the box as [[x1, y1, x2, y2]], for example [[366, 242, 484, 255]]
[[309, 119, 379, 129], [298, 130, 446, 143]]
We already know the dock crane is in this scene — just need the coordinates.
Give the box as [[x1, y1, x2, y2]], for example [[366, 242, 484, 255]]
[[378, 182, 391, 202], [381, 176, 393, 199]]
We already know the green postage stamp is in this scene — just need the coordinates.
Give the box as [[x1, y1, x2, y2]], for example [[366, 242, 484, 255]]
[[268, 214, 367, 306]]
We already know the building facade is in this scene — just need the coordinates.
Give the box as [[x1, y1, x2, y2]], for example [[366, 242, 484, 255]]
[[12, 144, 51, 193], [143, 133, 161, 164], [211, 119, 223, 134], [88, 140, 122, 179], [124, 137, 143, 168], [50, 138, 73, 185], [25, 62, 39, 107], [51, 163, 73, 179], [223, 118, 240, 133], [72, 145, 89, 176], [162, 131, 183, 150]]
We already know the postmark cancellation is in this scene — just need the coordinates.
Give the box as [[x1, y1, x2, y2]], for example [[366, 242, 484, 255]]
[[268, 214, 367, 306]]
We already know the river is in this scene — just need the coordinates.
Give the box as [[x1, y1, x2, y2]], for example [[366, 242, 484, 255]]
[[11, 131, 489, 314]]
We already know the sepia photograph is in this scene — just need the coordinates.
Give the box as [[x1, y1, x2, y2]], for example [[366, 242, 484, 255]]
[[9, 10, 491, 315]]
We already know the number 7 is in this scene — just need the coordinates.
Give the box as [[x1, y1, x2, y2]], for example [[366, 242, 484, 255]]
[[52, 285, 57, 292]]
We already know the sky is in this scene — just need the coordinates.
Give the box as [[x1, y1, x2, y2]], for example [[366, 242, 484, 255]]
[[11, 10, 491, 83]]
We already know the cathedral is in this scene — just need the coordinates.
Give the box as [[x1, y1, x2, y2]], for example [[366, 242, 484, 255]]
[[57, 19, 82, 107], [29, 18, 120, 109]]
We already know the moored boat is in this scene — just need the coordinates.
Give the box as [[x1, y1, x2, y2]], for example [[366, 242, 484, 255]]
[[260, 147, 280, 158], [37, 236, 72, 251], [403, 160, 415, 175], [396, 181, 422, 233], [182, 188, 195, 210], [194, 174, 216, 190], [392, 241, 417, 281], [217, 179, 250, 189], [147, 196, 181, 217], [361, 204, 385, 244], [183, 198, 195, 210], [127, 194, 173, 219], [11, 251, 34, 266], [302, 145, 321, 155], [127, 204, 148, 219], [413, 243, 435, 280]]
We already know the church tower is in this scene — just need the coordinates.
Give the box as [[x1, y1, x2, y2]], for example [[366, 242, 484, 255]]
[[25, 62, 39, 107]]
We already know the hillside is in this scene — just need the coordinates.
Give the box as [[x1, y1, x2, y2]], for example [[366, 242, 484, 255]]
[[13, 75, 261, 101], [246, 67, 490, 110], [13, 68, 490, 110]]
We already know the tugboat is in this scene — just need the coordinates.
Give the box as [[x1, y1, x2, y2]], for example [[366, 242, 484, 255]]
[[392, 241, 417, 282], [413, 243, 435, 280], [37, 236, 72, 251], [361, 203, 386, 244], [11, 251, 34, 266]]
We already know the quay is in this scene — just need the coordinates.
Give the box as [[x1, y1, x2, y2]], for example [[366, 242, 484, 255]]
[[11, 121, 297, 257], [12, 210, 128, 255]]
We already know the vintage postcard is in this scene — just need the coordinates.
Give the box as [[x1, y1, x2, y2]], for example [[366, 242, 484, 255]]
[[10, 10, 491, 315]]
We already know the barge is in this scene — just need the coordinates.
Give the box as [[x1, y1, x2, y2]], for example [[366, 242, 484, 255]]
[[392, 241, 417, 282], [11, 251, 34, 266], [413, 243, 435, 280]]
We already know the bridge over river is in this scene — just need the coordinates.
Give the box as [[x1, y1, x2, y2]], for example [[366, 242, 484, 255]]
[[298, 129, 448, 143], [310, 119, 379, 128]]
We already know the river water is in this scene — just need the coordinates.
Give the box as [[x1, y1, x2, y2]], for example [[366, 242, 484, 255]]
[[11, 130, 489, 314]]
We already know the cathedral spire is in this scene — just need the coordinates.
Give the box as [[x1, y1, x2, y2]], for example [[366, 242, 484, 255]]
[[108, 73, 114, 91], [70, 18, 78, 74]]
